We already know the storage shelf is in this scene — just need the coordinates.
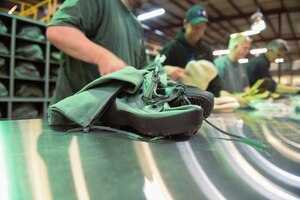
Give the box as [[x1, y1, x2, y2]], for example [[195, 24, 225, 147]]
[[0, 12, 58, 119], [15, 36, 47, 44], [50, 61, 59, 65], [14, 77, 46, 82], [0, 98, 51, 102], [0, 75, 10, 79], [0, 54, 10, 58], [49, 79, 57, 82], [15, 56, 46, 63], [0, 32, 11, 37]]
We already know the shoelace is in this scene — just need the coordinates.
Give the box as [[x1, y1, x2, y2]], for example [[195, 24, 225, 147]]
[[66, 125, 164, 141], [67, 65, 268, 149], [142, 67, 190, 108], [144, 84, 189, 109], [204, 119, 267, 150], [144, 69, 268, 150], [66, 120, 268, 149]]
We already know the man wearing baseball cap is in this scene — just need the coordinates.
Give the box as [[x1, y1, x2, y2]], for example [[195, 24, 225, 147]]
[[247, 39, 300, 94], [160, 5, 223, 97], [185, 5, 209, 24]]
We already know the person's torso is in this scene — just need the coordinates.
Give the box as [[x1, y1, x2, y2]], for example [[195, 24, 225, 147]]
[[247, 54, 269, 85], [49, 0, 147, 103], [215, 56, 248, 93], [177, 41, 211, 68], [161, 30, 212, 68]]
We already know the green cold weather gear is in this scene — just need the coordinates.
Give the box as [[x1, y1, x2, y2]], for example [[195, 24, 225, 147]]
[[48, 67, 203, 137], [48, 0, 148, 104], [48, 66, 146, 127]]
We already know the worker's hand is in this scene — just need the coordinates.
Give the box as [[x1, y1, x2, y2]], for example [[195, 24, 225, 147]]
[[235, 95, 248, 106], [97, 52, 127, 76], [167, 67, 185, 81], [220, 90, 248, 106]]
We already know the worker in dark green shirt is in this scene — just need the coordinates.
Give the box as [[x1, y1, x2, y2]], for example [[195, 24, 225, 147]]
[[46, 0, 149, 104], [247, 39, 300, 94], [160, 5, 223, 97]]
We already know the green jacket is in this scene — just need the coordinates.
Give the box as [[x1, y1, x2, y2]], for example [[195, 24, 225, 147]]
[[48, 66, 147, 127]]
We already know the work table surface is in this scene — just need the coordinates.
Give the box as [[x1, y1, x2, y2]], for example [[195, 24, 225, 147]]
[[0, 108, 299, 200]]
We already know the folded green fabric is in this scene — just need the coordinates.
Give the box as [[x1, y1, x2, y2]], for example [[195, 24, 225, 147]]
[[18, 26, 45, 41], [0, 19, 8, 34], [16, 44, 44, 60], [0, 82, 8, 97], [15, 62, 40, 78], [48, 66, 203, 137], [51, 51, 61, 62], [0, 42, 9, 55], [48, 66, 145, 127], [12, 103, 39, 119], [15, 84, 43, 97], [0, 57, 4, 66], [0, 58, 7, 76]]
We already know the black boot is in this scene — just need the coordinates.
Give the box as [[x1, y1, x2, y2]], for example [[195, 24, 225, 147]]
[[167, 84, 214, 119]]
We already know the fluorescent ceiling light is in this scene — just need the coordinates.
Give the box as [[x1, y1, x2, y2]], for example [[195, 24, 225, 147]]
[[213, 48, 267, 56], [8, 5, 18, 14], [154, 29, 164, 36], [141, 23, 151, 30], [230, 9, 266, 39], [250, 48, 267, 55], [138, 8, 165, 21], [230, 29, 260, 38], [213, 49, 230, 56], [275, 58, 284, 63], [238, 58, 249, 64], [213, 48, 268, 56]]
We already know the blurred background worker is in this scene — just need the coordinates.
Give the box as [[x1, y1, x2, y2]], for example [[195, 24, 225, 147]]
[[247, 39, 300, 94], [160, 5, 223, 97], [214, 34, 252, 93]]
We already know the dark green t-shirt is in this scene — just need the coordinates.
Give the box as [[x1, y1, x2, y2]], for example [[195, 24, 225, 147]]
[[160, 28, 223, 97], [246, 54, 276, 92], [48, 0, 148, 104]]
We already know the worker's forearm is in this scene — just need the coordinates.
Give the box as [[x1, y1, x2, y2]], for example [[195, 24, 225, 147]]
[[46, 26, 115, 66]]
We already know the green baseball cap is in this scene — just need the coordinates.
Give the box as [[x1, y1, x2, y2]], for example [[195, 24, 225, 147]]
[[185, 5, 208, 25]]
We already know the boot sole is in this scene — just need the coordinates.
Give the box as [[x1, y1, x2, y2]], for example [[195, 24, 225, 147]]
[[169, 86, 214, 119], [101, 100, 203, 137], [186, 92, 214, 119]]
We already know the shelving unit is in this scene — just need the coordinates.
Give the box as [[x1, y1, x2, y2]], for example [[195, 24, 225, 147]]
[[0, 12, 59, 120]]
